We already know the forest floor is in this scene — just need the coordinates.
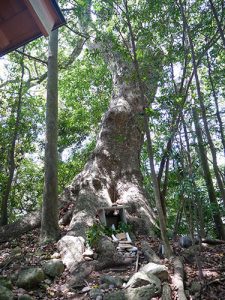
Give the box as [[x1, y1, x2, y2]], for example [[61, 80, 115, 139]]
[[0, 226, 225, 300]]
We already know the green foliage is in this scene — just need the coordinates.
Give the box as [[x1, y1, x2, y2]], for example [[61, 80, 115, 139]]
[[86, 221, 132, 248], [118, 221, 132, 234], [86, 223, 105, 248], [58, 51, 111, 154]]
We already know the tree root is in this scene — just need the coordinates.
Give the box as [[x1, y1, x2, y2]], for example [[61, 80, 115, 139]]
[[162, 282, 172, 300], [0, 211, 41, 243], [172, 256, 187, 300], [201, 238, 225, 245], [140, 240, 161, 263], [0, 197, 72, 243]]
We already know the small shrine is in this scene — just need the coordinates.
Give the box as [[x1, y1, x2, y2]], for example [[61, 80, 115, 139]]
[[97, 205, 127, 229]]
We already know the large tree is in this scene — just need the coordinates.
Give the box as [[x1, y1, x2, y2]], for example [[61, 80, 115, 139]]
[[59, 0, 164, 237], [0, 52, 25, 225], [62, 53, 158, 237]]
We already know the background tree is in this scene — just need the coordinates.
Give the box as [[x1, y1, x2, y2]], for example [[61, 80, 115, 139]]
[[40, 28, 60, 243], [0, 51, 25, 225]]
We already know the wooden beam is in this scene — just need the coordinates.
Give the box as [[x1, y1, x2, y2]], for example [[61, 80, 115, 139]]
[[0, 30, 9, 48], [0, 9, 39, 52], [24, 0, 56, 36]]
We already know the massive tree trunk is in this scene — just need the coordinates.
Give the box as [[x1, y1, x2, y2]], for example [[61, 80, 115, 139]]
[[61, 56, 157, 238]]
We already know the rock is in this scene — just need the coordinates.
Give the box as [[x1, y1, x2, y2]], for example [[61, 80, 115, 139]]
[[120, 275, 130, 282], [93, 253, 98, 260], [190, 281, 201, 294], [185, 289, 190, 298], [57, 236, 85, 272], [68, 261, 94, 288], [100, 275, 123, 288], [140, 262, 169, 281], [51, 252, 61, 259], [108, 284, 115, 290], [84, 256, 93, 261], [0, 285, 13, 300], [0, 277, 13, 289], [126, 284, 161, 300], [124, 252, 133, 258], [96, 296, 103, 300], [16, 288, 26, 294], [83, 248, 94, 257], [94, 236, 125, 269], [179, 236, 192, 248], [18, 295, 34, 300], [44, 279, 52, 284], [10, 271, 19, 283], [103, 290, 126, 300], [12, 246, 22, 256], [126, 272, 154, 288], [126, 272, 161, 300], [182, 246, 196, 263], [81, 286, 91, 293], [161, 282, 172, 300], [42, 259, 65, 278], [89, 288, 103, 299], [96, 236, 116, 256], [16, 268, 45, 289], [100, 283, 109, 290]]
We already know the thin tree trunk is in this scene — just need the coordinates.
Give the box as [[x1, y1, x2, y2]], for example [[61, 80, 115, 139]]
[[173, 196, 185, 238], [160, 157, 169, 221], [179, 136, 204, 282], [192, 87, 225, 239], [209, 0, 225, 48], [40, 28, 59, 242], [123, 0, 172, 257], [157, 32, 219, 185], [178, 0, 225, 239], [206, 51, 225, 163], [144, 118, 173, 256], [183, 5, 225, 208], [0, 53, 25, 226], [198, 96, 225, 207], [144, 118, 173, 257], [178, 130, 195, 234], [157, 71, 191, 185], [182, 114, 206, 238]]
